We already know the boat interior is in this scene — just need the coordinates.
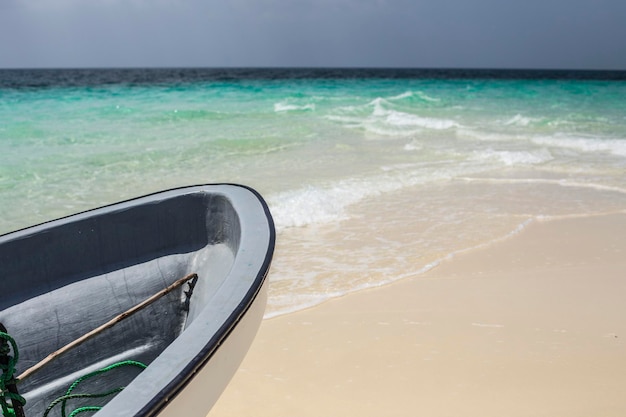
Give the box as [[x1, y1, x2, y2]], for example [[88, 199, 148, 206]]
[[0, 192, 241, 416]]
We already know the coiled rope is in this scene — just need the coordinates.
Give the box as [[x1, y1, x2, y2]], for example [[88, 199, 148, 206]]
[[43, 360, 147, 417], [0, 330, 26, 417], [2, 327, 146, 417]]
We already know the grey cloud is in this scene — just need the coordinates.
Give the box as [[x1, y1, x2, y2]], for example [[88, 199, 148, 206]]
[[1, 0, 625, 69]]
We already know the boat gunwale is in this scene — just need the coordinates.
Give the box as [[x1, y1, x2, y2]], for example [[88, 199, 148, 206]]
[[0, 183, 266, 240]]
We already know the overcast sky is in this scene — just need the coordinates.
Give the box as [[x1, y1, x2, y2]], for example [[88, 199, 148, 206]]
[[1, 0, 625, 69]]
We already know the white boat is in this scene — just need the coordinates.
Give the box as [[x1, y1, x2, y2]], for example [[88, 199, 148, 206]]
[[0, 184, 275, 417]]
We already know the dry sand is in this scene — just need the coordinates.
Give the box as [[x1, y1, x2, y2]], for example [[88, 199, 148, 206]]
[[210, 213, 626, 417]]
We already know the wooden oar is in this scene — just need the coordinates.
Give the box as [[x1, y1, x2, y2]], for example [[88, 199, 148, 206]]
[[17, 273, 198, 382]]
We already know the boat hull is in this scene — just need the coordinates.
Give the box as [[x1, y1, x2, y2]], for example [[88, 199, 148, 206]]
[[159, 277, 267, 417]]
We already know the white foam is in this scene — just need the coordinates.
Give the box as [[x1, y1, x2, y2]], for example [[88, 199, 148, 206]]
[[326, 98, 459, 137], [457, 128, 518, 142], [268, 177, 402, 230], [388, 91, 414, 100], [457, 176, 626, 195], [268, 179, 397, 230], [264, 292, 345, 319], [274, 102, 316, 112], [531, 134, 626, 157], [384, 110, 458, 130], [388, 90, 441, 102], [268, 173, 413, 230], [369, 97, 457, 129], [416, 91, 441, 102], [458, 127, 626, 161], [370, 97, 389, 116], [267, 161, 487, 231], [264, 260, 443, 319], [403, 141, 423, 151], [504, 114, 536, 126], [264, 217, 538, 319], [268, 185, 357, 230], [471, 148, 553, 166]]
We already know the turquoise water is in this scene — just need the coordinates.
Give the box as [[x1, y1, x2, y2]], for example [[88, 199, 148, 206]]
[[2, 69, 625, 316]]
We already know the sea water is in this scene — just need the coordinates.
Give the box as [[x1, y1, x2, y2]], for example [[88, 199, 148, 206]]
[[1, 68, 625, 317]]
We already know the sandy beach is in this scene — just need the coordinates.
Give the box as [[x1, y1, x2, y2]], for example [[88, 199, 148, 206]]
[[210, 212, 626, 417]]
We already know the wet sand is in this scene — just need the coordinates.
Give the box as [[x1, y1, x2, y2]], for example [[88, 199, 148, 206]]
[[210, 213, 626, 417]]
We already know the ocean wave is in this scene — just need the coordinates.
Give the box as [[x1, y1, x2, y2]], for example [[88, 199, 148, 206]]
[[370, 98, 459, 130], [531, 134, 626, 157], [269, 156, 626, 233], [388, 90, 441, 103], [503, 114, 539, 127], [326, 97, 459, 137], [273, 101, 316, 112], [388, 91, 414, 100], [267, 163, 483, 231], [458, 127, 626, 159], [403, 141, 423, 151], [268, 185, 357, 229], [456, 127, 516, 142], [264, 216, 537, 319], [264, 291, 347, 319], [470, 148, 553, 166], [383, 110, 458, 130], [267, 184, 367, 231], [457, 177, 626, 195]]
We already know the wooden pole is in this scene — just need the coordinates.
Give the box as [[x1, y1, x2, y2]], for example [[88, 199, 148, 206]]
[[17, 273, 198, 382]]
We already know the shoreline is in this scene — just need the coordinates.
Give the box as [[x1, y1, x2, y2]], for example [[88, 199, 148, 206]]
[[211, 212, 626, 417]]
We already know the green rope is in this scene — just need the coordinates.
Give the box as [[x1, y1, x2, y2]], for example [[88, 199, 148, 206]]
[[67, 407, 101, 417], [0, 329, 146, 417], [44, 360, 147, 417], [0, 332, 26, 417], [43, 389, 124, 417]]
